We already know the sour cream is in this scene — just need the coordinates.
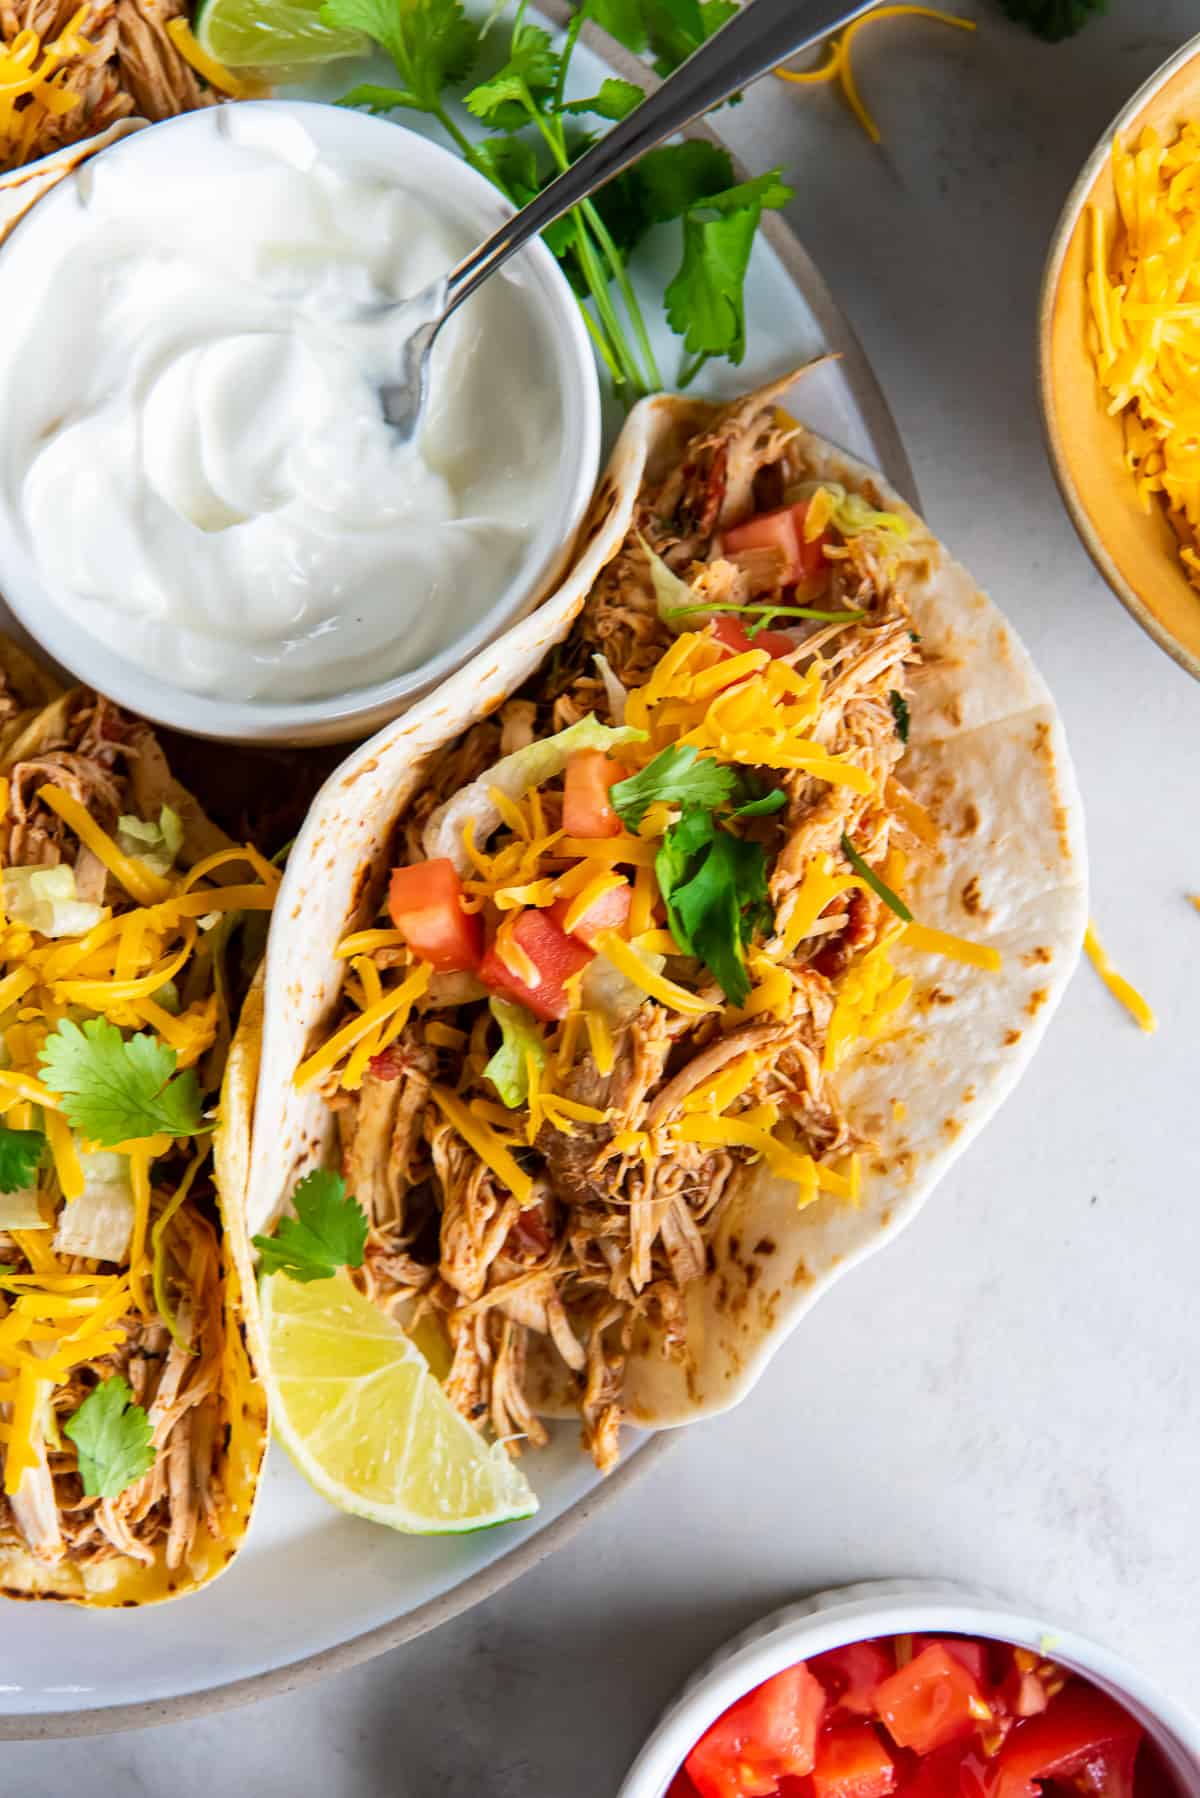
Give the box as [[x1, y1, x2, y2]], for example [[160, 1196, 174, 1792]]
[[0, 110, 565, 703]]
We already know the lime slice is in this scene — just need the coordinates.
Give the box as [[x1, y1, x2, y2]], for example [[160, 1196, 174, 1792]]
[[192, 0, 368, 71], [259, 1270, 538, 1533]]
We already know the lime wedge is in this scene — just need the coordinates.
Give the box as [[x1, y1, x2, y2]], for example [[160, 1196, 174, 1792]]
[[192, 0, 368, 71], [259, 1270, 538, 1534]]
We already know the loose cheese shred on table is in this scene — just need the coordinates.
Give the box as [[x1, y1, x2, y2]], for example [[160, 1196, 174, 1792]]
[[1089, 124, 1200, 589], [1083, 920, 1157, 1034], [775, 6, 976, 146]]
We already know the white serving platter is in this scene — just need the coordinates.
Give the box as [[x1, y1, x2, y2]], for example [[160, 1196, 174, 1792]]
[[0, 6, 916, 1736]]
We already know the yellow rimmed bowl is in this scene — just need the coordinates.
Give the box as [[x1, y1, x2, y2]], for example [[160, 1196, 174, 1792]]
[[1039, 30, 1200, 682]]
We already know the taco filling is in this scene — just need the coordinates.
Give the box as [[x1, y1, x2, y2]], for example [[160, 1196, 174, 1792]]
[[295, 390, 1000, 1473], [0, 674, 273, 1601]]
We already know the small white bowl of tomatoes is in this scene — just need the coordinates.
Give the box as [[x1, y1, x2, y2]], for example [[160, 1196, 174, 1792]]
[[617, 1579, 1200, 1798]]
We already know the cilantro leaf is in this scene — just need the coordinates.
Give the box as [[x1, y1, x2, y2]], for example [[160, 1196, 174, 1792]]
[[253, 1170, 368, 1284], [581, 0, 647, 52], [561, 76, 644, 121], [642, 0, 738, 77], [629, 140, 735, 222], [0, 1126, 44, 1194], [64, 1376, 155, 1499], [610, 744, 736, 830], [322, 0, 480, 111], [656, 807, 772, 1005], [463, 24, 559, 128], [666, 206, 759, 363], [840, 835, 913, 924], [338, 82, 424, 114], [889, 690, 911, 744], [472, 134, 540, 203], [39, 1018, 204, 1147]]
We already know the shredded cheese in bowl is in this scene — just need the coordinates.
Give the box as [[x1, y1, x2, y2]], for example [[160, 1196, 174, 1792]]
[[1089, 123, 1200, 591]]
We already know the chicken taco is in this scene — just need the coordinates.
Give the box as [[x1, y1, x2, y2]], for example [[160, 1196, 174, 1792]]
[[0, 643, 272, 1603], [242, 372, 1086, 1486]]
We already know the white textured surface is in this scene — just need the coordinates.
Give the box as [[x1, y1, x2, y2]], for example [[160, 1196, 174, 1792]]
[[9, 0, 1200, 1788]]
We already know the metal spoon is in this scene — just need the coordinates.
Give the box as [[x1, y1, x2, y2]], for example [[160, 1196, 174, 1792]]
[[380, 0, 874, 438]]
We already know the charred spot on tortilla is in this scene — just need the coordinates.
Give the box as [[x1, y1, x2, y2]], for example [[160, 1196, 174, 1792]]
[[961, 874, 986, 916], [960, 801, 981, 837], [1027, 987, 1050, 1017]]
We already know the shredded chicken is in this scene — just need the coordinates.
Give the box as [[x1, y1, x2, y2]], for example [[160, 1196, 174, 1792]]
[[0, 0, 216, 175], [325, 391, 924, 1474]]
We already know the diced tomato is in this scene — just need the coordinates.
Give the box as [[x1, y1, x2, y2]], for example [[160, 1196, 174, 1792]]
[[710, 615, 797, 659], [901, 1742, 988, 1798], [563, 748, 623, 838], [789, 498, 834, 583], [811, 1640, 894, 1717], [875, 1647, 987, 1756], [722, 501, 830, 586], [812, 1725, 896, 1798], [478, 909, 593, 1022], [986, 1685, 1143, 1798], [912, 1639, 991, 1688], [547, 879, 632, 948], [686, 1665, 826, 1798], [667, 1775, 705, 1798], [387, 859, 482, 972]]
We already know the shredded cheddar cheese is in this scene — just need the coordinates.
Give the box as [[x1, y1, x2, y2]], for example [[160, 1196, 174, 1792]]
[[775, 6, 975, 146], [1083, 921, 1156, 1033], [1089, 123, 1200, 588]]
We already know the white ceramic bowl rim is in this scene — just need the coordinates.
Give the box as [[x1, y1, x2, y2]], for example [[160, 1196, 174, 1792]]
[[0, 100, 602, 744], [617, 1579, 1200, 1798]]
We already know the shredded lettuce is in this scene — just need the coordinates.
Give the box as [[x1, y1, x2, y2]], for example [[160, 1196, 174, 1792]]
[[0, 1184, 47, 1231], [641, 533, 696, 633], [580, 938, 667, 1030], [484, 999, 546, 1109], [792, 481, 910, 540], [1, 864, 105, 939], [52, 1150, 134, 1263], [424, 713, 647, 873], [592, 653, 628, 724], [116, 805, 183, 878]]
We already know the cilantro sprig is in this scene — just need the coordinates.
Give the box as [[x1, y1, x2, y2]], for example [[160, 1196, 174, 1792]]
[[656, 806, 771, 1006], [0, 1126, 44, 1194], [322, 0, 792, 394], [64, 1376, 155, 1499], [38, 1018, 205, 1148], [610, 743, 736, 829], [889, 690, 910, 744], [252, 1170, 369, 1284]]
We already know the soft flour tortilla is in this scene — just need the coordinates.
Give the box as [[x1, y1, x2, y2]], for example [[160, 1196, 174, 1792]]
[[0, 673, 268, 1604], [237, 371, 1087, 1437]]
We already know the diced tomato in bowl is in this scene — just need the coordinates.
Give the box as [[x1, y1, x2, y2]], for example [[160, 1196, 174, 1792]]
[[656, 1628, 1175, 1798], [686, 1666, 825, 1798], [387, 858, 482, 971]]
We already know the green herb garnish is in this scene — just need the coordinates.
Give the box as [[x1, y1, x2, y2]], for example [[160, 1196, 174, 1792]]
[[840, 834, 912, 924], [64, 1376, 155, 1499], [656, 807, 771, 1005], [322, 0, 792, 393], [610, 743, 736, 829], [0, 1127, 44, 1194], [39, 1018, 205, 1148], [664, 601, 866, 634], [889, 690, 910, 744], [253, 1170, 369, 1285], [997, 0, 1103, 42]]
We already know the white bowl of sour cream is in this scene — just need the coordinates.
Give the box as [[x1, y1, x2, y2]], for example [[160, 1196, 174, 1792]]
[[0, 100, 601, 743]]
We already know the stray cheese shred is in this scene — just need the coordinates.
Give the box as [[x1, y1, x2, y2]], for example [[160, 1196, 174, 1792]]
[[775, 6, 975, 146], [1083, 920, 1157, 1033]]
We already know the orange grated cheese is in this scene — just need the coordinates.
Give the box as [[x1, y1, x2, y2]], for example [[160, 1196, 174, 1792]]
[[775, 6, 975, 147], [1083, 920, 1156, 1033]]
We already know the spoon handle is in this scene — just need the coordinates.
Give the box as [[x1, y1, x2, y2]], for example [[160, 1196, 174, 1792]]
[[443, 0, 875, 316]]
